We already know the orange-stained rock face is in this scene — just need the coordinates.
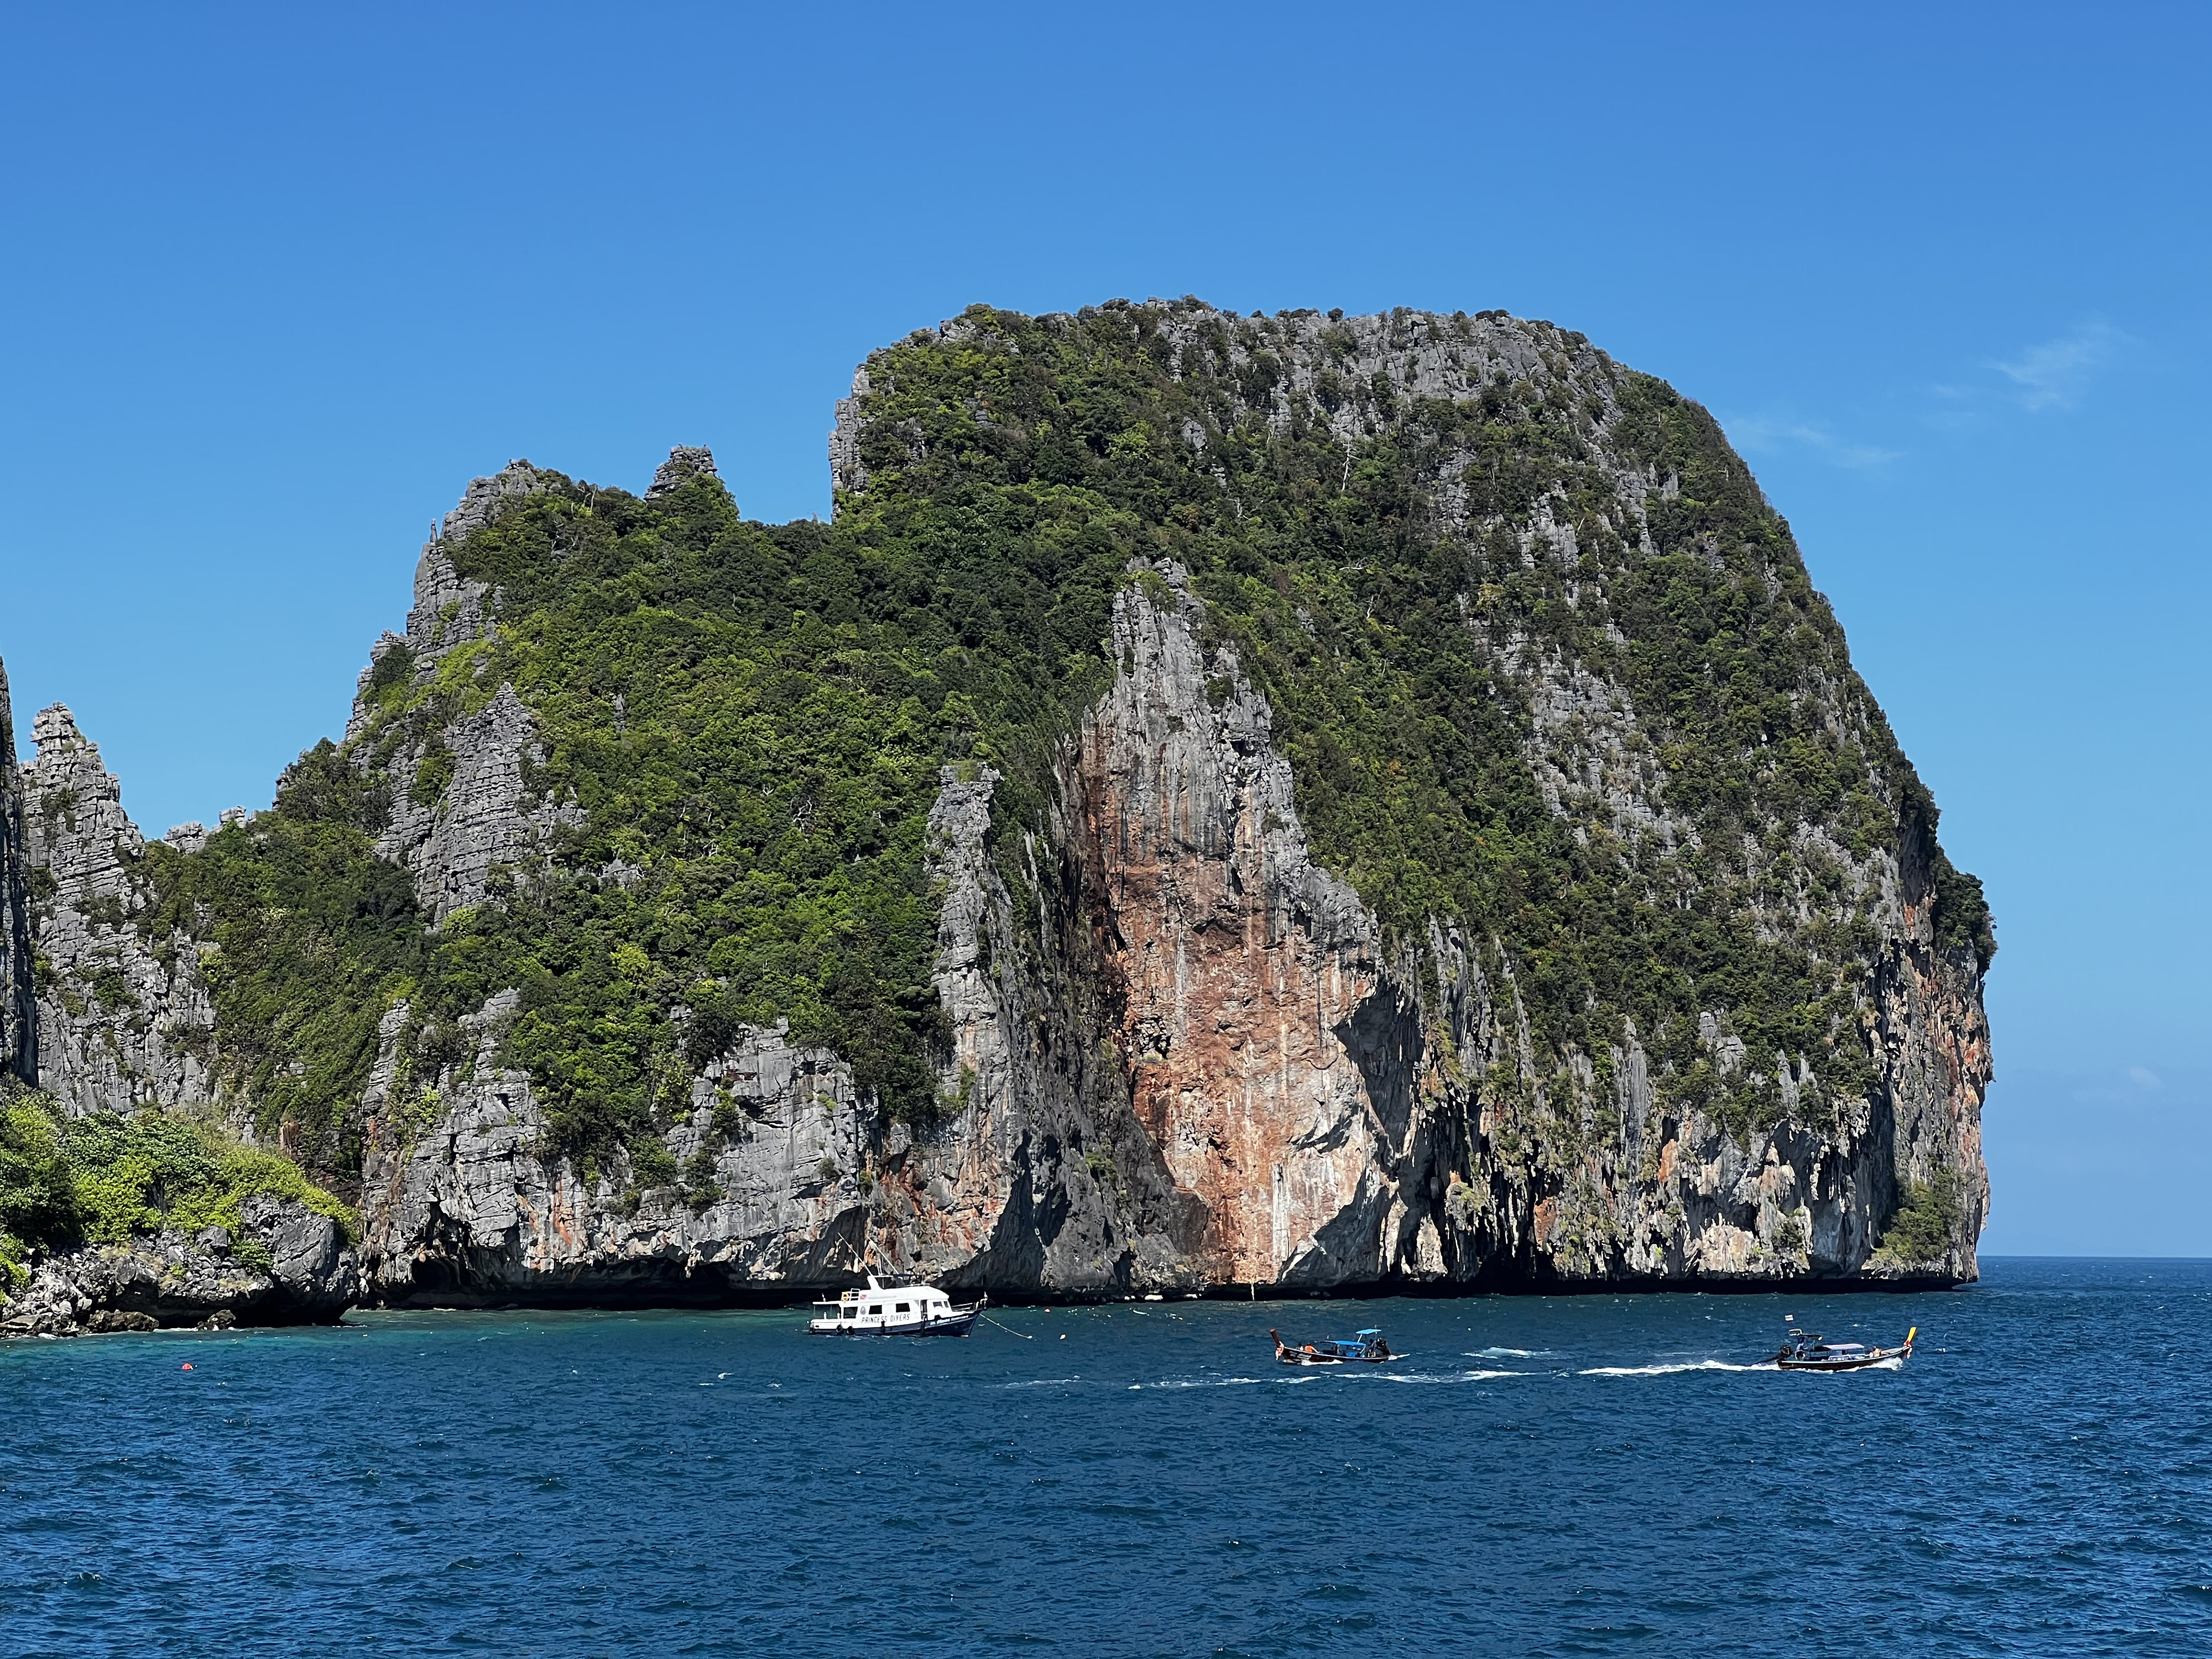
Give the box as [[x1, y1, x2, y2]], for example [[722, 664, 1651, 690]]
[[1062, 566, 1997, 1292], [1074, 565, 1400, 1284]]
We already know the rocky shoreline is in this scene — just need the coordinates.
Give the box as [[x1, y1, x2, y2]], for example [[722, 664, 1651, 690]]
[[1, 1196, 359, 1338]]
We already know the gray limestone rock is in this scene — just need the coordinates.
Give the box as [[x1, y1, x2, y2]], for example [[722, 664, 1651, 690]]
[[829, 367, 872, 495], [0, 1196, 361, 1337], [645, 445, 717, 499], [345, 467, 584, 924], [439, 458, 547, 545], [343, 462, 542, 743], [19, 704, 217, 1115], [373, 682, 583, 923], [356, 1009, 884, 1303]]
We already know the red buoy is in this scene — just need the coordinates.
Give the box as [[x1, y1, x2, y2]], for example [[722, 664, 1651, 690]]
[[180, 1363, 193, 1371]]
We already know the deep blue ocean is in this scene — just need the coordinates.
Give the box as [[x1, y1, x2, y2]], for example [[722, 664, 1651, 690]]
[[3, 1259, 2208, 1656]]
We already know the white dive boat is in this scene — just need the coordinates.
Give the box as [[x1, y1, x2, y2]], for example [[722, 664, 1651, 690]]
[[806, 1275, 985, 1337]]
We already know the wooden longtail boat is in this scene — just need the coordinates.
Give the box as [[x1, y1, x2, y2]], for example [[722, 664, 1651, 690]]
[[1772, 1325, 1916, 1371]]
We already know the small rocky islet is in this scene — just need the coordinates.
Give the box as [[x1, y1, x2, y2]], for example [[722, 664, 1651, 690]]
[[0, 300, 1992, 1337]]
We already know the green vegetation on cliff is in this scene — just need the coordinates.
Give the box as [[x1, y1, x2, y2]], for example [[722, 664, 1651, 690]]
[[833, 302, 1992, 1131], [144, 468, 1029, 1170], [1871, 1169, 1968, 1269], [0, 1084, 354, 1287], [122, 299, 1990, 1181], [408, 478, 966, 1160], [137, 764, 418, 1168]]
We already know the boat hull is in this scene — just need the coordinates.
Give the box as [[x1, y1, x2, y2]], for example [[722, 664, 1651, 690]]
[[807, 1308, 982, 1338], [1775, 1354, 1901, 1371]]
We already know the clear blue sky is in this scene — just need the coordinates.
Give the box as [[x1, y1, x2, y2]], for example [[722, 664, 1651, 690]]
[[3, 4, 2205, 1254]]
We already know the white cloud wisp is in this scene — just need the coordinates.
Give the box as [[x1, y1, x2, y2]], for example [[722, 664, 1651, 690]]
[[1724, 414, 1899, 470], [1990, 321, 2130, 412]]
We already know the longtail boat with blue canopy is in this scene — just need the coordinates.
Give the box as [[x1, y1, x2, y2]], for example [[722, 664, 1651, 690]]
[[1271, 1327, 1394, 1365]]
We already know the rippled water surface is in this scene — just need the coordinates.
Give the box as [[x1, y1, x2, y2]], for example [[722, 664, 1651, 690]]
[[4, 1258, 2208, 1656]]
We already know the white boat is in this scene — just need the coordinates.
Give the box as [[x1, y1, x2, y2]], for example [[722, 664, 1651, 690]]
[[806, 1275, 985, 1337]]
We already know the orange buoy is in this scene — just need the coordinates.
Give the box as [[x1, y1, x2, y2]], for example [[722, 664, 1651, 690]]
[[180, 1363, 193, 1371]]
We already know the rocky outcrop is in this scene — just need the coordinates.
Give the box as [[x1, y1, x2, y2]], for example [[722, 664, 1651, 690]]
[[0, 659, 34, 1085], [19, 705, 216, 1115], [373, 681, 583, 922], [645, 445, 718, 499], [339, 312, 1990, 1301], [829, 369, 872, 495], [356, 1008, 879, 1304], [342, 461, 532, 750], [0, 1196, 360, 1336], [17, 310, 1989, 1304], [349, 464, 583, 921], [830, 303, 1992, 1291]]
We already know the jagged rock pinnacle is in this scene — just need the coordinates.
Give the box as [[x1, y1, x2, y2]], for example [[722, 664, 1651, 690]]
[[20, 701, 216, 1114], [436, 460, 543, 547], [645, 445, 717, 500]]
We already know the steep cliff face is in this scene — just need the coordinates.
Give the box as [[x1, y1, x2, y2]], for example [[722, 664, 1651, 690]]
[[1075, 565, 1400, 1286], [351, 459, 583, 924], [1062, 558, 1989, 1290], [351, 747, 1204, 1305], [19, 705, 217, 1115], [356, 1004, 888, 1304], [20, 300, 1991, 1301]]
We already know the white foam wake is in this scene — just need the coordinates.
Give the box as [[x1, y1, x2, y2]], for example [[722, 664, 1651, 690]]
[[1579, 1358, 1777, 1376]]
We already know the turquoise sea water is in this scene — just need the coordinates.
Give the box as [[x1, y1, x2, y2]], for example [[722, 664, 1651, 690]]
[[2, 1258, 2207, 1656]]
